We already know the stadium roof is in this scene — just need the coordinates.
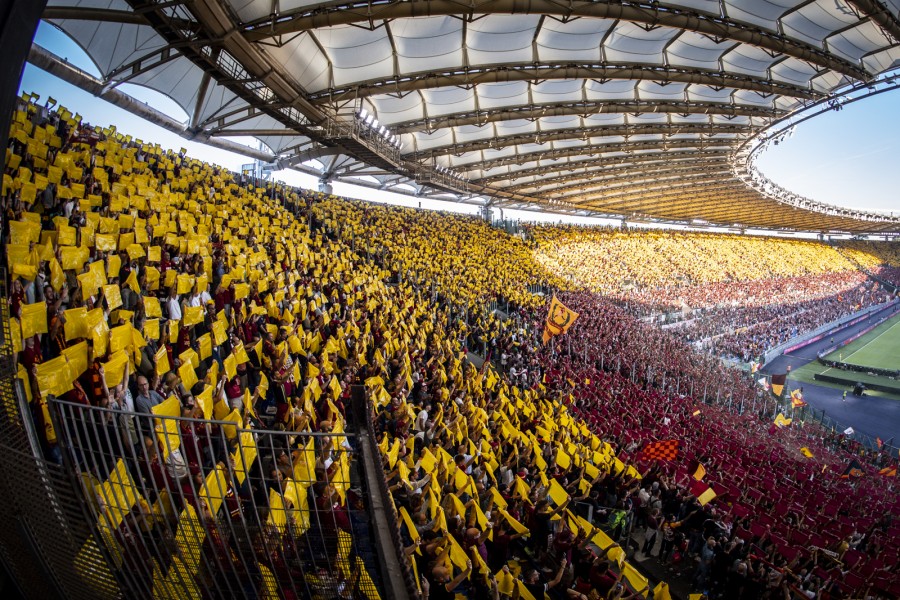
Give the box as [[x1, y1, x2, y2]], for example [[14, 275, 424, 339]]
[[36, 0, 900, 233]]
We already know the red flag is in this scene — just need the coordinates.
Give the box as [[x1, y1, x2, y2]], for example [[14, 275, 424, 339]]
[[641, 440, 679, 461], [688, 480, 717, 506], [770, 374, 786, 397]]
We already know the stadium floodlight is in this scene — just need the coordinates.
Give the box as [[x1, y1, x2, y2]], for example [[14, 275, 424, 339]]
[[364, 114, 374, 126], [358, 107, 368, 120]]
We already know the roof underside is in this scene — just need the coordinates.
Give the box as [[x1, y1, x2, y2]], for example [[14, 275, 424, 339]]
[[39, 0, 900, 232]]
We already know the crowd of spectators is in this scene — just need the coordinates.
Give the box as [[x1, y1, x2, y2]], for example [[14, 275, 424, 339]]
[[527, 224, 860, 295], [540, 292, 899, 599], [4, 96, 898, 600], [869, 265, 900, 289], [3, 98, 666, 600], [674, 274, 889, 362], [836, 241, 900, 273], [526, 225, 897, 364], [320, 211, 900, 597]]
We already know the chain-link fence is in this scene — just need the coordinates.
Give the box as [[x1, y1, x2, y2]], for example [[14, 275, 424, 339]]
[[48, 398, 388, 600]]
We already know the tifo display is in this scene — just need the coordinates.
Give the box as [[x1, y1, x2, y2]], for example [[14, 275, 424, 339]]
[[3, 96, 899, 600]]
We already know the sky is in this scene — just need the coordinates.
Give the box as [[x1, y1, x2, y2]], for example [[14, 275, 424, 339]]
[[755, 91, 900, 215], [19, 21, 899, 225]]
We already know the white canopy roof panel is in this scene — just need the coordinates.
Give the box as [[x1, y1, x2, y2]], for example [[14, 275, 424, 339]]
[[37, 0, 900, 232]]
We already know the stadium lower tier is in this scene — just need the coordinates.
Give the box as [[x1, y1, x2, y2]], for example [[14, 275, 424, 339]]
[[1, 98, 897, 600]]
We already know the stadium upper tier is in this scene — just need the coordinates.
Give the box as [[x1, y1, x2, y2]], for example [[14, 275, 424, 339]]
[[37, 0, 900, 233], [529, 225, 900, 295]]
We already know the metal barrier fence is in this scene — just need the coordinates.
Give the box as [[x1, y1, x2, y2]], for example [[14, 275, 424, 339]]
[[0, 267, 127, 600], [47, 398, 387, 600]]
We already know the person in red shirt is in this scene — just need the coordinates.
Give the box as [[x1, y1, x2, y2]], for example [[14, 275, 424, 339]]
[[8, 278, 25, 321], [21, 335, 42, 374]]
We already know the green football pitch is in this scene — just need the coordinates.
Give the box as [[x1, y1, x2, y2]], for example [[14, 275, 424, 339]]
[[824, 312, 900, 371]]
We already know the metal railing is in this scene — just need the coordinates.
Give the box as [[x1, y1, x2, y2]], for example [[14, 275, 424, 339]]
[[48, 398, 388, 600], [782, 401, 899, 457]]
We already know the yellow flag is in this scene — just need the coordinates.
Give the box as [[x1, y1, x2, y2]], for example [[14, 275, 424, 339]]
[[542, 294, 579, 344], [124, 269, 140, 293], [49, 257, 66, 292], [652, 582, 673, 600], [224, 353, 237, 380], [103, 350, 129, 388], [499, 509, 529, 535], [417, 448, 437, 473], [495, 569, 515, 596], [35, 356, 74, 397], [233, 342, 250, 364], [182, 305, 204, 327], [446, 534, 469, 570], [197, 333, 212, 360], [211, 320, 227, 346], [622, 562, 649, 595], [62, 342, 89, 380], [144, 319, 160, 341], [307, 362, 320, 379], [329, 375, 342, 400], [154, 346, 169, 377], [143, 296, 162, 318], [548, 478, 569, 506], [386, 439, 400, 469], [196, 385, 214, 421], [179, 362, 198, 391], [21, 302, 48, 339], [103, 284, 123, 311]]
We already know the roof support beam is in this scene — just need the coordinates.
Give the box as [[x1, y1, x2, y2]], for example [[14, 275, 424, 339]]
[[409, 123, 751, 159], [609, 193, 759, 218], [503, 158, 731, 191], [584, 187, 757, 214], [211, 129, 302, 136], [42, 6, 199, 31], [391, 99, 781, 134], [845, 0, 900, 44], [308, 63, 820, 105], [104, 43, 186, 86], [27, 43, 275, 162], [475, 149, 732, 183], [244, 0, 868, 80], [43, 7, 148, 25], [560, 175, 738, 204], [458, 139, 737, 171], [591, 192, 758, 218], [526, 164, 733, 196]]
